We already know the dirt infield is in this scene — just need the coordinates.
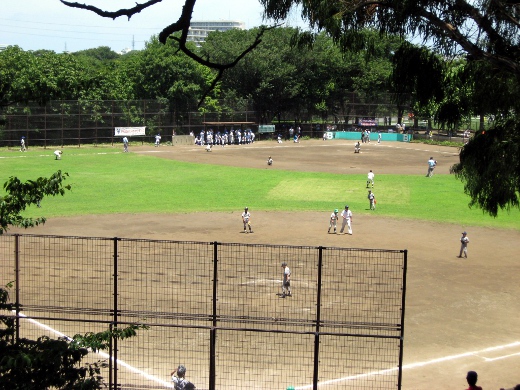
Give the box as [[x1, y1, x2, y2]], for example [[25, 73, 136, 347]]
[[11, 139, 520, 389]]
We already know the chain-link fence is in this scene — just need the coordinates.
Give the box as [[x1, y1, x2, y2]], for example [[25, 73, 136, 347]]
[[0, 95, 416, 148], [0, 234, 407, 389]]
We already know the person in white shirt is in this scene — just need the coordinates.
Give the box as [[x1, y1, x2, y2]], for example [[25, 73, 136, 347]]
[[122, 137, 129, 152], [339, 205, 353, 235], [155, 133, 161, 147], [241, 207, 253, 233], [281, 262, 292, 298], [366, 170, 375, 188], [54, 150, 62, 160], [458, 232, 470, 258], [328, 209, 339, 233]]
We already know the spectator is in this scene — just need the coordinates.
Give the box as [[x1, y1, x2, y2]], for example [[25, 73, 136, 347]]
[[466, 371, 482, 390], [170, 365, 195, 390]]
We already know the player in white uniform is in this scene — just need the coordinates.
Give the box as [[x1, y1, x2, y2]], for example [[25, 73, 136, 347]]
[[241, 207, 253, 233], [328, 209, 339, 233], [267, 156, 273, 165], [20, 136, 26, 152], [354, 142, 361, 153], [122, 137, 129, 152], [155, 134, 161, 147], [458, 231, 470, 258], [54, 150, 62, 160], [339, 205, 353, 235], [281, 262, 291, 298], [366, 170, 374, 188], [368, 190, 376, 210]]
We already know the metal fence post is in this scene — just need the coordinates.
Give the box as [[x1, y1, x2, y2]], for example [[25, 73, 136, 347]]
[[313, 246, 324, 390], [209, 241, 218, 390], [397, 249, 408, 390], [113, 237, 120, 390], [14, 234, 20, 342]]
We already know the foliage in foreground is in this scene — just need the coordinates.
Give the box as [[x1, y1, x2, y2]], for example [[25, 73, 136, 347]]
[[0, 172, 146, 389], [0, 282, 146, 389], [452, 120, 520, 217], [0, 170, 71, 234]]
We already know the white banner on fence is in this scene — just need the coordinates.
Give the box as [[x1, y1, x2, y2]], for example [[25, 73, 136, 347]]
[[114, 127, 146, 136]]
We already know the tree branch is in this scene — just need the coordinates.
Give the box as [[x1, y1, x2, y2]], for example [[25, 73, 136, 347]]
[[415, 6, 520, 75], [59, 0, 163, 20], [491, 0, 520, 28]]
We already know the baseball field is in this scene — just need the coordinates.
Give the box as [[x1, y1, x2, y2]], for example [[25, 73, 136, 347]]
[[2, 138, 520, 389]]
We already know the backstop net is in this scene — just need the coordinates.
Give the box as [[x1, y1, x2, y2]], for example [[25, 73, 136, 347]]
[[0, 234, 407, 390]]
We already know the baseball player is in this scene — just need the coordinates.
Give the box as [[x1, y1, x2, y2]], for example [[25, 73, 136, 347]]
[[281, 262, 291, 298], [427, 157, 437, 177], [354, 141, 361, 153], [328, 209, 339, 233], [368, 190, 376, 210], [20, 136, 26, 152], [155, 133, 161, 147], [241, 207, 253, 233], [267, 156, 273, 165], [339, 205, 353, 235], [366, 170, 374, 188], [458, 231, 470, 258], [54, 150, 62, 160], [122, 136, 129, 152]]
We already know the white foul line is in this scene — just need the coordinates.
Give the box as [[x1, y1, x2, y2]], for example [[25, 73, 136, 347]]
[[16, 312, 174, 389], [296, 341, 520, 389]]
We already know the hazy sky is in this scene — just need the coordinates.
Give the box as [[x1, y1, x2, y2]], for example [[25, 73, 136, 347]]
[[2, 0, 303, 53]]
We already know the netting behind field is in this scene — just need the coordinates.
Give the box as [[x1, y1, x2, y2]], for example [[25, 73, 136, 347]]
[[0, 234, 407, 390]]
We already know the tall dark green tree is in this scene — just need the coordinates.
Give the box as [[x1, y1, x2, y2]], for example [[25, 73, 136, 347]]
[[126, 36, 214, 124]]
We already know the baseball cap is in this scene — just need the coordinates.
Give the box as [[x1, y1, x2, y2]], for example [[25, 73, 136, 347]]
[[281, 262, 287, 267], [334, 209, 338, 213], [345, 205, 349, 208], [462, 231, 467, 234]]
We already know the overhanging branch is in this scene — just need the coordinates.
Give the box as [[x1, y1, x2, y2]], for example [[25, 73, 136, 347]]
[[60, 0, 163, 20]]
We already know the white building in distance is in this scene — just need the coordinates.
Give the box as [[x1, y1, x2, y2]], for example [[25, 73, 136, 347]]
[[187, 20, 245, 47]]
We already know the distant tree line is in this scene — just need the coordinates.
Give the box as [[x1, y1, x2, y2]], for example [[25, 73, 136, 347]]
[[2, 28, 403, 126]]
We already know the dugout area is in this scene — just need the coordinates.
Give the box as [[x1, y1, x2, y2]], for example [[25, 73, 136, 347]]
[[1, 234, 407, 390]]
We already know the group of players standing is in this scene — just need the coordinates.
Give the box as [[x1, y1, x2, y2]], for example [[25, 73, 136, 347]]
[[193, 129, 255, 146], [327, 170, 376, 235]]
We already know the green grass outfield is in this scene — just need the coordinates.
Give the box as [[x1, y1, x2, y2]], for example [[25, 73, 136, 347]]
[[1, 147, 519, 230]]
